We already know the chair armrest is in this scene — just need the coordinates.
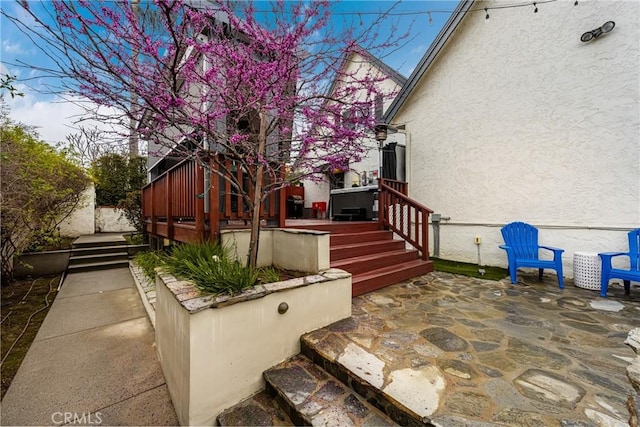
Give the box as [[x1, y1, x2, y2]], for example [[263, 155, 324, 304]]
[[598, 252, 628, 265], [598, 252, 627, 258], [539, 245, 564, 254]]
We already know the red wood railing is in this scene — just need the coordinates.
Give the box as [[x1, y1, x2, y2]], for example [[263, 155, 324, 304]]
[[380, 178, 408, 196], [378, 180, 433, 260], [142, 157, 285, 243]]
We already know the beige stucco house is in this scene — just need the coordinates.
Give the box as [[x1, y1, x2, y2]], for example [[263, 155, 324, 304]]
[[303, 47, 406, 218], [384, 0, 639, 276]]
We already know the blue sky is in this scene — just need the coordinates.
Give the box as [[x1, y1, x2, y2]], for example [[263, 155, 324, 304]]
[[0, 0, 457, 145]]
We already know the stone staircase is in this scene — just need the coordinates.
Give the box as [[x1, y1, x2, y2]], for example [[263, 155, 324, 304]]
[[218, 321, 433, 427], [218, 353, 400, 426], [68, 234, 144, 273], [292, 222, 433, 297]]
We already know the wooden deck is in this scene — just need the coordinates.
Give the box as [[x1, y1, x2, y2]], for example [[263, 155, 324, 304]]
[[142, 165, 434, 295]]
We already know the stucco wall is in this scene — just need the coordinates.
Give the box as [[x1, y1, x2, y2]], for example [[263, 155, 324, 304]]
[[393, 0, 640, 275], [95, 207, 137, 233], [220, 228, 330, 273], [155, 280, 191, 426], [58, 185, 95, 238], [155, 269, 352, 426]]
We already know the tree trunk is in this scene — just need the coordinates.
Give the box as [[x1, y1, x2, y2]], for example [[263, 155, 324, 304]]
[[247, 112, 267, 269]]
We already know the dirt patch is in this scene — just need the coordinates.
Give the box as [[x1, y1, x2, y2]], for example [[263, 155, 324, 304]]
[[1, 275, 60, 399]]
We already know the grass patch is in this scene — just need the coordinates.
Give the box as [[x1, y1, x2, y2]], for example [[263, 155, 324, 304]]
[[1, 275, 60, 399], [432, 257, 508, 281]]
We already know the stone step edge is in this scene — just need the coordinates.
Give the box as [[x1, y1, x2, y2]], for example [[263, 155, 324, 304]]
[[217, 389, 294, 426], [300, 338, 429, 427], [263, 354, 399, 427]]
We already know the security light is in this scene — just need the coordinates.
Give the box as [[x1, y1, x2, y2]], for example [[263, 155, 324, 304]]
[[581, 21, 615, 42]]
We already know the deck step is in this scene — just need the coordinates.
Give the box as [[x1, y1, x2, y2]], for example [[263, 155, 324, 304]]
[[331, 240, 405, 261], [331, 249, 420, 275], [70, 245, 135, 257], [262, 354, 397, 426], [352, 259, 433, 297], [330, 230, 393, 246], [72, 240, 127, 249], [217, 390, 294, 426], [67, 259, 130, 273], [69, 252, 129, 266], [288, 222, 380, 234]]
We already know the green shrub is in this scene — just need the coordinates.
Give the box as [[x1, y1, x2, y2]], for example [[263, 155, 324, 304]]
[[125, 233, 148, 245], [257, 266, 281, 284], [134, 250, 166, 281], [163, 241, 257, 295]]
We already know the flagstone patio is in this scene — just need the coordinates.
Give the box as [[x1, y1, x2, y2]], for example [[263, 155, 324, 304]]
[[295, 272, 639, 426]]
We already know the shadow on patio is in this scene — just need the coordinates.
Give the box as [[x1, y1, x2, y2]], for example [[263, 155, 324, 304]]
[[298, 271, 638, 426]]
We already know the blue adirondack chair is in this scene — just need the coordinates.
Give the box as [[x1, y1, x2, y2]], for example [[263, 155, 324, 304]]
[[598, 228, 640, 297], [499, 222, 564, 288]]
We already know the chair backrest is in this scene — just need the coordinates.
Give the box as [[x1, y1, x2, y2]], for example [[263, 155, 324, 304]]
[[628, 228, 640, 271], [501, 222, 540, 260]]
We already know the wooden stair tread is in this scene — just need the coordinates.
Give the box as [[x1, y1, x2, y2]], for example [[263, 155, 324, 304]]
[[331, 249, 417, 268], [352, 259, 430, 282]]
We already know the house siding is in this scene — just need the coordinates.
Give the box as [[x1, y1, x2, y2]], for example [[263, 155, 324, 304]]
[[392, 0, 639, 275], [303, 51, 406, 215]]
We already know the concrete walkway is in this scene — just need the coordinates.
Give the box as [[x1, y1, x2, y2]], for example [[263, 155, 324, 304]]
[[1, 267, 178, 426]]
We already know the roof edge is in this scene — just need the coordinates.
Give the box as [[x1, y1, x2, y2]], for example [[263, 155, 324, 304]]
[[325, 45, 407, 100], [384, 0, 474, 123]]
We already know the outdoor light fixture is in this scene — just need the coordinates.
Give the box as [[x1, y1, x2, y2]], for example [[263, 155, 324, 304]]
[[581, 21, 615, 42], [374, 124, 388, 143]]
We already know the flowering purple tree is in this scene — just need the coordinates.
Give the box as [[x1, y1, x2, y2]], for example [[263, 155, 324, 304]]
[[5, 0, 407, 268]]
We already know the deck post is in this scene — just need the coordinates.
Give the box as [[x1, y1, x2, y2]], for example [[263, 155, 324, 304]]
[[195, 164, 205, 241], [209, 159, 220, 241], [422, 210, 429, 261], [378, 179, 383, 229], [150, 181, 157, 237], [166, 172, 174, 241]]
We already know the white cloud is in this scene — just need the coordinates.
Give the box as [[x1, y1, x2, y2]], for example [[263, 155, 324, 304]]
[[5, 91, 127, 146], [2, 40, 33, 55]]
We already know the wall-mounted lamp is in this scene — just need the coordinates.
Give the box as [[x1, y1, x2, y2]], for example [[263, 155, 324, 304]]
[[581, 21, 615, 42], [374, 124, 389, 143], [374, 123, 399, 144]]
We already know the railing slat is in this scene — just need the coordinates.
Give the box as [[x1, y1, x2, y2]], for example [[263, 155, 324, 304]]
[[379, 181, 432, 260], [142, 155, 284, 243]]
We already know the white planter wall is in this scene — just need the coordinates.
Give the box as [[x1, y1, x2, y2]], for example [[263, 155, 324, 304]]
[[155, 229, 350, 426]]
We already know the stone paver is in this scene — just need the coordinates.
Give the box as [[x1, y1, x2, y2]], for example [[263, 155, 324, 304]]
[[262, 355, 397, 426], [302, 271, 640, 426]]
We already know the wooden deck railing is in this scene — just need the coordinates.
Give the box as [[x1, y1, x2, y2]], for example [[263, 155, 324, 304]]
[[378, 180, 433, 260], [142, 157, 286, 243], [380, 178, 408, 196]]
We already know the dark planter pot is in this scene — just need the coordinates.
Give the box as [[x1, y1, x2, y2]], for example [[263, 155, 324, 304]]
[[14, 250, 71, 278]]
